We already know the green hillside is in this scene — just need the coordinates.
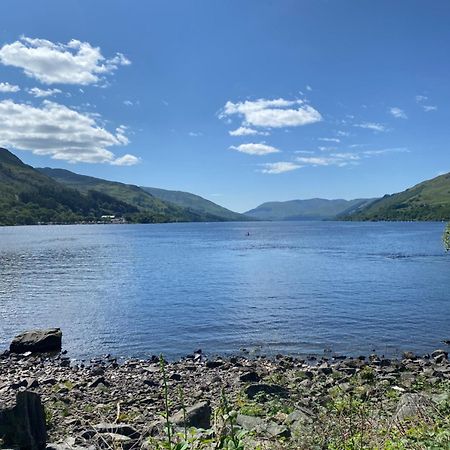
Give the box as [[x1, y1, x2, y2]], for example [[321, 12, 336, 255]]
[[142, 186, 250, 221], [245, 198, 375, 221], [38, 167, 236, 222], [0, 148, 138, 225], [343, 172, 450, 221]]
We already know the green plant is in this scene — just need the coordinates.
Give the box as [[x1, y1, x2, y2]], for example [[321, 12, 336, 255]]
[[160, 354, 174, 450], [444, 222, 450, 251]]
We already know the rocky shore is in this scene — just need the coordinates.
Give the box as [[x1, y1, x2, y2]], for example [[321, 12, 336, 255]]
[[1, 332, 450, 449]]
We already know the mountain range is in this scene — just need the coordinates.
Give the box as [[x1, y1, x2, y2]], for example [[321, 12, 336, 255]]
[[245, 198, 375, 221], [1, 147, 450, 225]]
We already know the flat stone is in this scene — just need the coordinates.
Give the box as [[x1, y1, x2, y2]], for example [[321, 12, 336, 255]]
[[93, 422, 140, 439]]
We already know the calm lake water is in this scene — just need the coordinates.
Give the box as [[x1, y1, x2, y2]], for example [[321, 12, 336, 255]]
[[0, 221, 449, 360]]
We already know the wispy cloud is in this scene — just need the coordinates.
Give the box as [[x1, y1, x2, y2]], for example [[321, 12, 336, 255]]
[[221, 97, 322, 128], [261, 161, 302, 174], [296, 153, 360, 167], [389, 107, 407, 119], [415, 95, 428, 103], [415, 94, 437, 112], [259, 145, 409, 174], [189, 131, 203, 137], [0, 99, 137, 165], [362, 147, 409, 156], [27, 87, 61, 97], [0, 82, 20, 93], [229, 126, 268, 136], [230, 142, 280, 155], [354, 122, 387, 132], [337, 130, 350, 137], [318, 137, 340, 143], [0, 37, 130, 85]]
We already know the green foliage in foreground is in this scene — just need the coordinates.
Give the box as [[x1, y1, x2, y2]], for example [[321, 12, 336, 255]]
[[444, 223, 450, 251], [149, 364, 450, 450]]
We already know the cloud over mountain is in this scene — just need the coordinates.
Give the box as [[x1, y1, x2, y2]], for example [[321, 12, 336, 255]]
[[0, 99, 138, 165]]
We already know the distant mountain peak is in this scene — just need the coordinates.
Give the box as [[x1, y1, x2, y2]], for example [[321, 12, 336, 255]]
[[245, 198, 375, 221]]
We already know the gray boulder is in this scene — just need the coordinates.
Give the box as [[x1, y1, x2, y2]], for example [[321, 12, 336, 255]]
[[393, 393, 431, 422], [0, 391, 47, 449], [170, 401, 211, 429], [10, 328, 62, 354]]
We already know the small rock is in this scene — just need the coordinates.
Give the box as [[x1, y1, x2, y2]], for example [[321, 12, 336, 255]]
[[89, 377, 110, 388], [206, 360, 224, 369], [239, 371, 260, 383]]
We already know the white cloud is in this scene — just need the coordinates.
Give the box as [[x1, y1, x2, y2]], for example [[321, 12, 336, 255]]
[[261, 162, 302, 174], [337, 130, 350, 137], [27, 87, 61, 97], [296, 152, 360, 167], [295, 147, 408, 168], [230, 142, 280, 155], [110, 154, 140, 166], [362, 147, 409, 156], [415, 95, 437, 112], [294, 150, 315, 154], [0, 37, 130, 85], [0, 82, 20, 92], [415, 95, 428, 103], [123, 100, 133, 106], [354, 122, 387, 132], [389, 107, 407, 119], [0, 99, 138, 165], [189, 131, 203, 137], [229, 126, 268, 136], [306, 85, 312, 91], [318, 137, 340, 143], [221, 97, 322, 128]]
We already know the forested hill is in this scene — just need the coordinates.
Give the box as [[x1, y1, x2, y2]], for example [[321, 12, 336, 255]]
[[0, 148, 244, 225], [0, 148, 138, 225], [141, 186, 250, 221], [343, 172, 450, 221], [38, 167, 248, 222]]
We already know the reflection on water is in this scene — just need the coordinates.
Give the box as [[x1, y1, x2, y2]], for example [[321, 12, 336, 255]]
[[0, 221, 449, 360]]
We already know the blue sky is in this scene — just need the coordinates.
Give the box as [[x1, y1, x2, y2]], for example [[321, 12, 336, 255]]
[[0, 0, 449, 212]]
